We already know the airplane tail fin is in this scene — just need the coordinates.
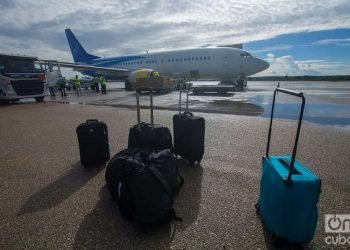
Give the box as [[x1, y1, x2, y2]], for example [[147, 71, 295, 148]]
[[65, 28, 100, 63]]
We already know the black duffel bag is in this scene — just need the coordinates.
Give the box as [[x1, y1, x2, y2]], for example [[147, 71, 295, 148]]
[[105, 148, 183, 227]]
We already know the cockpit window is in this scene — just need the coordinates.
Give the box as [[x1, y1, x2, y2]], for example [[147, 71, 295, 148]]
[[240, 53, 252, 58]]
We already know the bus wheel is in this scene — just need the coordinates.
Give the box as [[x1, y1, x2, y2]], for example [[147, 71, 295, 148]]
[[35, 97, 45, 102]]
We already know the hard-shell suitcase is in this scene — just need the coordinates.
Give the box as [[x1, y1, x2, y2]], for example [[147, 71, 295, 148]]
[[76, 119, 110, 166], [128, 87, 172, 151], [256, 88, 321, 244], [173, 90, 205, 165]]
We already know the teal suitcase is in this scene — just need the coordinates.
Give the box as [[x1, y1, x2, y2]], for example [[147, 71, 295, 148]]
[[256, 88, 321, 244]]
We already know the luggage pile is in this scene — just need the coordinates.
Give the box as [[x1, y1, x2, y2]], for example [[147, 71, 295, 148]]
[[76, 86, 322, 245], [77, 87, 205, 227]]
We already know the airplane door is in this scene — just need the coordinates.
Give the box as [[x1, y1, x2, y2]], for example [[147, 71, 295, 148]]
[[223, 54, 229, 67], [240, 53, 244, 73]]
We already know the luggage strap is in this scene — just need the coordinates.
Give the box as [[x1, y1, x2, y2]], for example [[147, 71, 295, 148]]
[[148, 165, 182, 221], [148, 164, 173, 198]]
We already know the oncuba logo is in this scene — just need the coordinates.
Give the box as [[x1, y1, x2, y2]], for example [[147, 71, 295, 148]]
[[325, 214, 350, 246]]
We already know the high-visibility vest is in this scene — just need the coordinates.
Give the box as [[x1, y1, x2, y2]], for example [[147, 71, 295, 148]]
[[99, 76, 106, 85], [74, 77, 81, 86]]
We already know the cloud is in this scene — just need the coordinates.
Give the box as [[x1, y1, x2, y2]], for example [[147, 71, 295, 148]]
[[258, 54, 321, 76], [256, 54, 350, 76], [0, 0, 350, 77], [251, 44, 294, 53], [314, 38, 350, 46]]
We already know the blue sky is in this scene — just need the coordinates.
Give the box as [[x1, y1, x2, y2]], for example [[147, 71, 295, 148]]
[[245, 29, 350, 76], [0, 0, 350, 76]]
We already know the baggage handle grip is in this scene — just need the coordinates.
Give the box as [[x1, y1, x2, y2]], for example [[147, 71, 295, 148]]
[[179, 90, 189, 115], [266, 87, 305, 186], [275, 88, 304, 97], [86, 119, 98, 123], [136, 87, 154, 129]]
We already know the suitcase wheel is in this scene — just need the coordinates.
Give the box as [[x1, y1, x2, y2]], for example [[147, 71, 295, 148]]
[[254, 202, 260, 214]]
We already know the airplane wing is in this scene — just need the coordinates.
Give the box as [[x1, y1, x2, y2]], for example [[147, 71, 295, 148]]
[[40, 61, 130, 77]]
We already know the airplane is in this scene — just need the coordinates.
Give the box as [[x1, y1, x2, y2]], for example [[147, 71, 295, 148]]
[[61, 28, 269, 90]]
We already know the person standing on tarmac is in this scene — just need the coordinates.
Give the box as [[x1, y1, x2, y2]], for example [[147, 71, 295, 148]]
[[100, 75, 107, 94], [57, 75, 67, 96], [93, 76, 100, 92], [46, 71, 56, 97], [74, 75, 81, 95]]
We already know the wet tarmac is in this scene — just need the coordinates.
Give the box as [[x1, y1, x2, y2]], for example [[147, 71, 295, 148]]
[[44, 80, 350, 127], [0, 102, 349, 249]]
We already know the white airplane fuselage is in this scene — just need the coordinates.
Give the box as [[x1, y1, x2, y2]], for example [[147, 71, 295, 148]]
[[87, 47, 269, 81], [64, 29, 269, 82]]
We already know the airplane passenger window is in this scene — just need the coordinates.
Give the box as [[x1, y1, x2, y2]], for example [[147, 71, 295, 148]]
[[204, 57, 206, 60], [184, 58, 187, 61], [168, 59, 171, 62], [161, 59, 164, 63], [208, 56, 211, 60], [176, 59, 178, 62], [192, 57, 194, 61], [172, 59, 174, 62], [180, 58, 182, 62], [196, 57, 198, 60], [200, 57, 202, 60]]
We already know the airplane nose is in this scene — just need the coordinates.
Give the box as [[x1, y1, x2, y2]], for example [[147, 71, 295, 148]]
[[259, 58, 269, 71]]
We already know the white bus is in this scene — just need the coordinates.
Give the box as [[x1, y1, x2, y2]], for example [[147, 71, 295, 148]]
[[0, 54, 46, 103]]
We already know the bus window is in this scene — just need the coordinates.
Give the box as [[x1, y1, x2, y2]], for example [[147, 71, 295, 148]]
[[34, 62, 42, 70]]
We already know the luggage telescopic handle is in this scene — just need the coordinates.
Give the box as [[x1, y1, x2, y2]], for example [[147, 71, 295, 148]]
[[266, 87, 305, 186], [179, 90, 189, 115], [136, 87, 154, 129]]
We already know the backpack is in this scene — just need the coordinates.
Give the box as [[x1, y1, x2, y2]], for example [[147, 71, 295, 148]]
[[105, 148, 183, 227]]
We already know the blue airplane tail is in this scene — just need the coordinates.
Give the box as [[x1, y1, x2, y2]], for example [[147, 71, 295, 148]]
[[65, 28, 100, 63]]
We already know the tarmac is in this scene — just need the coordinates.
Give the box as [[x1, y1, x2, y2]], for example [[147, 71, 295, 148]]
[[0, 93, 349, 249]]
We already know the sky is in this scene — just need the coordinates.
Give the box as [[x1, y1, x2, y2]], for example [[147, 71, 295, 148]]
[[0, 0, 350, 76]]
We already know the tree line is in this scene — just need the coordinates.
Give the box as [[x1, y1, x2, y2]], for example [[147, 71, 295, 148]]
[[247, 75, 350, 81]]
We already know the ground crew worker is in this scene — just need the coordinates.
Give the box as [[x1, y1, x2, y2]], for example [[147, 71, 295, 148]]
[[99, 75, 107, 94], [74, 75, 81, 95], [93, 76, 100, 92], [57, 75, 67, 96], [152, 71, 159, 77], [46, 71, 56, 97]]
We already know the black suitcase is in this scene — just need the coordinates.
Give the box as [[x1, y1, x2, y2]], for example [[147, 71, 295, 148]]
[[173, 90, 205, 165], [128, 87, 173, 151], [76, 119, 110, 166]]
